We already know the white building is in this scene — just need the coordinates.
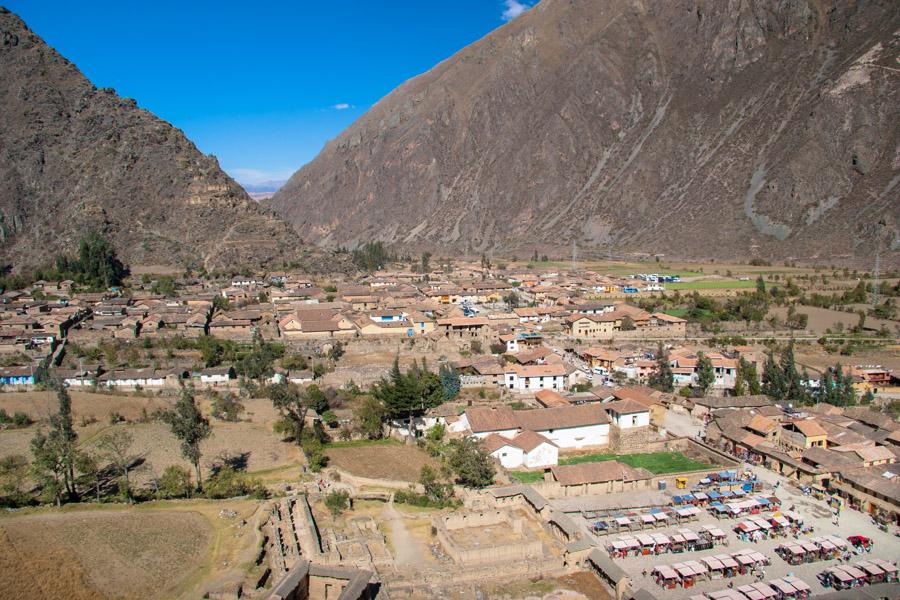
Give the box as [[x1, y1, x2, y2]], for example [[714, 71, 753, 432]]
[[482, 430, 558, 469], [460, 404, 610, 451], [504, 363, 567, 392], [603, 399, 651, 429]]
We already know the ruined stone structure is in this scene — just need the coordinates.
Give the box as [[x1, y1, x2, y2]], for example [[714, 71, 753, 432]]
[[433, 509, 544, 565]]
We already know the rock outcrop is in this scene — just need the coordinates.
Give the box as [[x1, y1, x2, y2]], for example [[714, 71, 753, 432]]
[[271, 0, 900, 265], [0, 8, 307, 272]]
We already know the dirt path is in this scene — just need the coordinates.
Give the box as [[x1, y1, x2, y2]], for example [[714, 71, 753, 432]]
[[381, 498, 426, 567]]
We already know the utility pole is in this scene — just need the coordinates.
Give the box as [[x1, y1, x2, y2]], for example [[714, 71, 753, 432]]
[[571, 239, 577, 272]]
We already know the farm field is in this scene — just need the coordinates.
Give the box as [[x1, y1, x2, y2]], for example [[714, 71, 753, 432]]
[[325, 443, 439, 482], [512, 451, 713, 483], [0, 500, 260, 600]]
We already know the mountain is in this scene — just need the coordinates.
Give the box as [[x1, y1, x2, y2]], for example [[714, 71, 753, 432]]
[[0, 8, 306, 272], [240, 180, 287, 194], [271, 0, 900, 266]]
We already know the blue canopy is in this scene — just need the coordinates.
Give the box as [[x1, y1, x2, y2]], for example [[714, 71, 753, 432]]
[[708, 491, 722, 499], [699, 478, 712, 484], [712, 504, 729, 513], [720, 490, 734, 498], [732, 489, 746, 497], [755, 497, 771, 506]]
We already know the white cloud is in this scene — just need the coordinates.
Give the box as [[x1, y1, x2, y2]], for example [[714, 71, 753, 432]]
[[228, 167, 295, 185], [332, 103, 351, 110], [502, 0, 532, 21]]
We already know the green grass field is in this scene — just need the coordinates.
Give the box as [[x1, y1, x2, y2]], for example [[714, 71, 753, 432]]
[[510, 471, 546, 484], [510, 451, 712, 482], [560, 451, 712, 473], [666, 280, 756, 290]]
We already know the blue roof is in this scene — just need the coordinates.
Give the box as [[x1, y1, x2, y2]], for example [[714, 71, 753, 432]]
[[708, 491, 722, 499], [755, 497, 771, 506]]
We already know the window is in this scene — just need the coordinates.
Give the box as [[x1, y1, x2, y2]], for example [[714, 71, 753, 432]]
[[632, 415, 639, 426]]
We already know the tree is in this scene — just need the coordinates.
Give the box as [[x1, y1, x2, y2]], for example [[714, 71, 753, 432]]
[[744, 359, 761, 395], [620, 316, 636, 331], [371, 358, 443, 436], [75, 452, 102, 503], [696, 352, 715, 395], [780, 343, 806, 403], [266, 382, 316, 446], [29, 430, 67, 505], [419, 464, 453, 505], [97, 429, 136, 503], [446, 438, 494, 488], [325, 489, 350, 516], [503, 292, 520, 310], [755, 276, 766, 296], [353, 396, 385, 439], [162, 387, 212, 490], [439, 363, 461, 401], [648, 344, 674, 393], [0, 455, 29, 506], [151, 276, 177, 297], [420, 252, 431, 276], [158, 465, 193, 499], [235, 330, 283, 381], [762, 351, 786, 401]]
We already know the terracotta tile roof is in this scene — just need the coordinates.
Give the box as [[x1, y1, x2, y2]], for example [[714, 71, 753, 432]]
[[792, 419, 828, 438], [550, 461, 651, 486], [514, 403, 610, 431], [508, 363, 567, 377], [513, 430, 556, 451], [534, 389, 571, 408], [603, 399, 650, 415], [466, 406, 519, 433]]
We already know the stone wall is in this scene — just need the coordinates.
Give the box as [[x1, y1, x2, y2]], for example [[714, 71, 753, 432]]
[[609, 425, 650, 453], [434, 509, 543, 565]]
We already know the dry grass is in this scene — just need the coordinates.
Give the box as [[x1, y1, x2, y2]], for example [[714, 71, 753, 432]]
[[0, 396, 303, 489], [0, 508, 210, 599], [0, 390, 174, 422], [325, 444, 439, 482]]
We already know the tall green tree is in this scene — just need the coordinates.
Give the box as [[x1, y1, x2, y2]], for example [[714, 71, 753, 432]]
[[762, 351, 786, 401], [648, 344, 674, 393], [439, 363, 461, 401], [696, 352, 715, 395], [372, 358, 443, 435], [447, 438, 494, 488], [162, 387, 212, 490]]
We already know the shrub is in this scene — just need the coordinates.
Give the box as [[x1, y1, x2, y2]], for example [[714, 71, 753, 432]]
[[205, 465, 268, 500], [324, 489, 350, 516]]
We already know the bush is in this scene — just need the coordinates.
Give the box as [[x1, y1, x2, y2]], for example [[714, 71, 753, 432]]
[[157, 465, 192, 499], [210, 393, 244, 422], [324, 489, 350, 516], [205, 465, 268, 500]]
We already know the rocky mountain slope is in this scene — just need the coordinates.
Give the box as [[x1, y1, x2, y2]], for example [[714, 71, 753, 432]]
[[0, 8, 305, 272], [271, 0, 900, 266]]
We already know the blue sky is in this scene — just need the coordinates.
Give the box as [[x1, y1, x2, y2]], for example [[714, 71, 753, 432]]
[[6, 1, 535, 185]]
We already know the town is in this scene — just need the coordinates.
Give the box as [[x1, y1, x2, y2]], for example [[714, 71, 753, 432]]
[[0, 239, 898, 600]]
